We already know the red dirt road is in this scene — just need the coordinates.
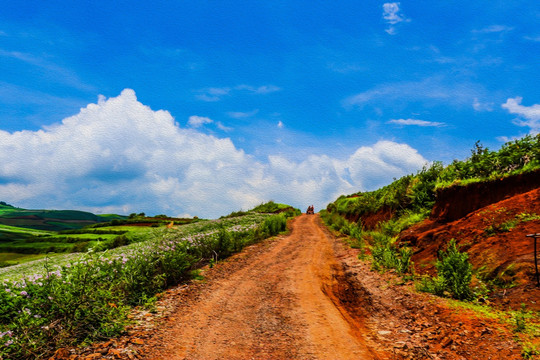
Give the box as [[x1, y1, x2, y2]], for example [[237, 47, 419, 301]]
[[146, 214, 375, 359]]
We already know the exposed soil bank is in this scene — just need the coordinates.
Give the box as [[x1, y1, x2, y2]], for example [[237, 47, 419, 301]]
[[432, 169, 540, 222], [401, 188, 540, 311]]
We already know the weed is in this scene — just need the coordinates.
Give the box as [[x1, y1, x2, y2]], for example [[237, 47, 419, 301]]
[[514, 304, 528, 333], [417, 240, 473, 300], [190, 269, 205, 281], [435, 240, 473, 300]]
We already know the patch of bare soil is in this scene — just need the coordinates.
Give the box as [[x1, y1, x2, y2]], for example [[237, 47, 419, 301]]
[[58, 215, 523, 360]]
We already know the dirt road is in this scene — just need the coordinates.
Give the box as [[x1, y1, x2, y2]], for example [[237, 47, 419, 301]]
[[71, 214, 525, 359], [146, 214, 376, 359]]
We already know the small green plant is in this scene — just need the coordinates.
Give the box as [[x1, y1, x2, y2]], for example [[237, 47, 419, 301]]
[[521, 342, 540, 359], [418, 240, 473, 300], [514, 304, 528, 333], [435, 239, 473, 300], [141, 294, 158, 313], [190, 269, 205, 281]]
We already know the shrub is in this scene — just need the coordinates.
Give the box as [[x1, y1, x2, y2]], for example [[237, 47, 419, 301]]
[[435, 239, 473, 300]]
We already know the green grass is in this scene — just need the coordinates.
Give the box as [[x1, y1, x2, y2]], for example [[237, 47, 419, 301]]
[[0, 253, 54, 267]]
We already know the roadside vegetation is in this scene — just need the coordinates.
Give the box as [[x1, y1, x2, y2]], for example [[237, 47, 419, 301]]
[[0, 202, 299, 359]]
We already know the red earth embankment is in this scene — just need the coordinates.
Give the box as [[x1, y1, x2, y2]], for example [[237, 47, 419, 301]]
[[401, 179, 540, 310], [431, 168, 540, 222]]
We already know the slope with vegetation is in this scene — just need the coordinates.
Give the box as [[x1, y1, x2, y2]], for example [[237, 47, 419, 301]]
[[322, 135, 540, 357]]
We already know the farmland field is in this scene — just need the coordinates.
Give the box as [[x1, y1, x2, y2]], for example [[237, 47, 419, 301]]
[[0, 203, 204, 267]]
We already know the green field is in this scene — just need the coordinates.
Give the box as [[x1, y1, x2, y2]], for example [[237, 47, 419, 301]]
[[0, 203, 200, 267]]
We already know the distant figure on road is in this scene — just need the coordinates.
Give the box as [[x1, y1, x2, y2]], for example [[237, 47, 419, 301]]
[[306, 205, 314, 215]]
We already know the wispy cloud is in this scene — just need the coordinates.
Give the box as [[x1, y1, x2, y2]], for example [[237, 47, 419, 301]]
[[382, 2, 410, 35], [388, 118, 445, 127], [502, 97, 540, 133], [328, 62, 366, 73], [472, 25, 514, 34], [227, 109, 259, 119], [195, 87, 231, 102], [472, 98, 494, 112], [216, 122, 233, 132], [196, 85, 280, 102], [343, 77, 485, 108], [188, 115, 213, 127], [277, 121, 284, 129], [235, 85, 281, 94], [0, 49, 94, 92], [524, 35, 540, 42]]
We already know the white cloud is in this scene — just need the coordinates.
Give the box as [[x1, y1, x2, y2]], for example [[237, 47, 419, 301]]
[[524, 35, 540, 42], [235, 85, 281, 94], [0, 50, 94, 92], [0, 89, 427, 218], [188, 115, 213, 127], [388, 119, 445, 127], [501, 97, 540, 133], [382, 3, 410, 35], [343, 77, 485, 108], [216, 122, 233, 132], [472, 98, 494, 112], [472, 25, 514, 34], [277, 121, 284, 129], [196, 85, 280, 101], [227, 109, 259, 119]]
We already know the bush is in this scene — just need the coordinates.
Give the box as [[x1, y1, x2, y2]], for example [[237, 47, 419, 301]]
[[421, 239, 474, 300], [370, 235, 412, 274]]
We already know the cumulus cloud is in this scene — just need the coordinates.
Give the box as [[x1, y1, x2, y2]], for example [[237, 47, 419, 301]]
[[382, 2, 410, 35], [0, 89, 427, 218], [502, 97, 540, 133], [388, 119, 445, 127]]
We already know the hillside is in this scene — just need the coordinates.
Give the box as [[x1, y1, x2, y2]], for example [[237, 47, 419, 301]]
[[0, 204, 201, 268], [0, 202, 118, 231], [322, 135, 540, 312]]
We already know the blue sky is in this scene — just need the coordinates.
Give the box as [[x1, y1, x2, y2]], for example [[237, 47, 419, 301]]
[[0, 1, 539, 217]]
